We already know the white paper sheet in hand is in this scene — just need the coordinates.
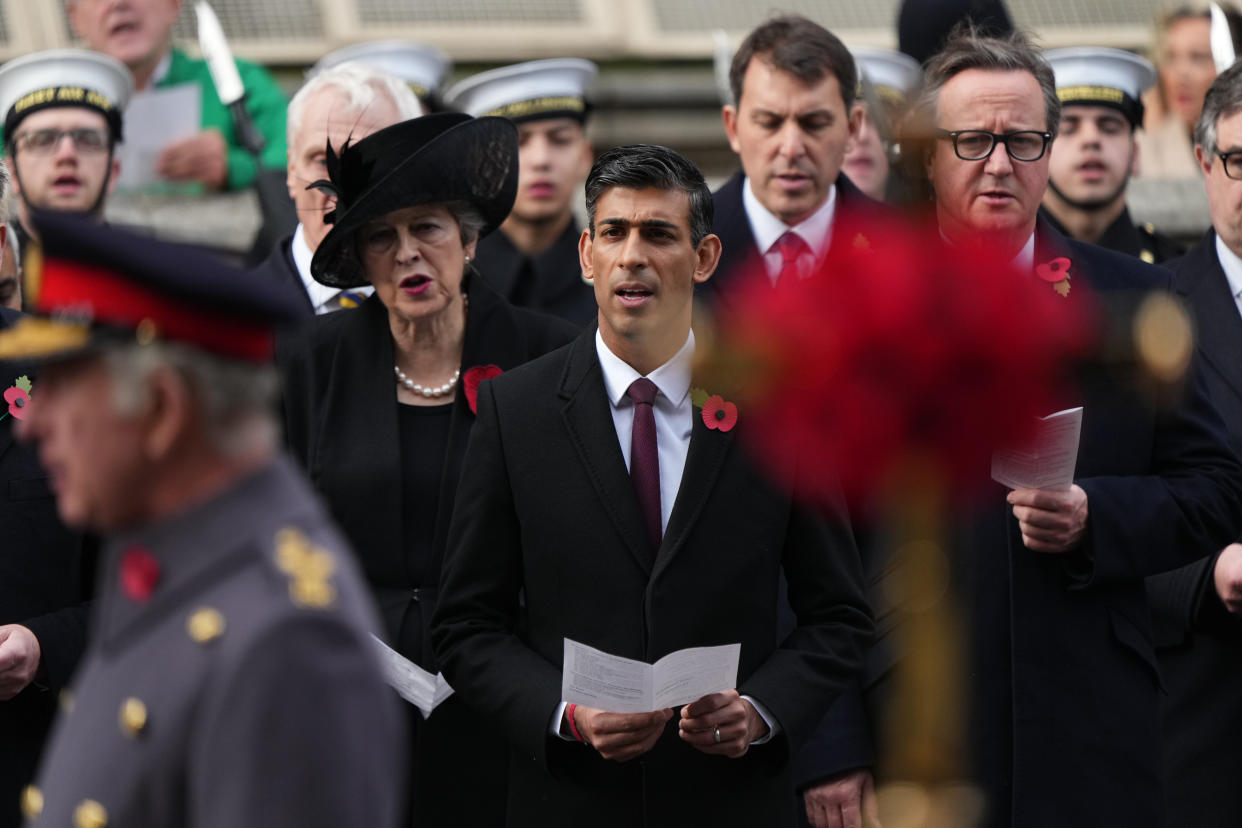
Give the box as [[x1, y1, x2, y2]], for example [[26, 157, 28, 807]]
[[370, 634, 454, 719], [561, 638, 741, 714], [115, 83, 201, 190], [990, 406, 1083, 491]]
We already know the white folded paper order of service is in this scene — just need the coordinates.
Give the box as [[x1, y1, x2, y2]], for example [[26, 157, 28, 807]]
[[561, 638, 741, 714]]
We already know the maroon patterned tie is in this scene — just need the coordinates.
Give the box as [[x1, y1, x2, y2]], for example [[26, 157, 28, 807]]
[[776, 231, 812, 286], [626, 378, 662, 552]]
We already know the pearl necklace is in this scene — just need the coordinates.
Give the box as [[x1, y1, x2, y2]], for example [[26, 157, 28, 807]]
[[394, 365, 460, 398]]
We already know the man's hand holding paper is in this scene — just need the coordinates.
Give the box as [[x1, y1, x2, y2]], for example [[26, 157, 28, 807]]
[[573, 705, 673, 761], [1008, 484, 1089, 554], [678, 690, 770, 758]]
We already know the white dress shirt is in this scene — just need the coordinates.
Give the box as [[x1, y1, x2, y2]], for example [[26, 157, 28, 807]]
[[742, 176, 837, 284], [291, 223, 374, 314], [550, 329, 777, 743], [1215, 234, 1242, 321], [939, 227, 1035, 273]]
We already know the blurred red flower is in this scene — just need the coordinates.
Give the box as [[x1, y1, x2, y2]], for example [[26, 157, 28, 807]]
[[713, 221, 1093, 506]]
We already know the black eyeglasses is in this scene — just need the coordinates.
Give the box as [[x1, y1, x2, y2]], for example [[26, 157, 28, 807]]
[[936, 129, 1052, 162], [1216, 150, 1242, 180], [14, 128, 109, 156]]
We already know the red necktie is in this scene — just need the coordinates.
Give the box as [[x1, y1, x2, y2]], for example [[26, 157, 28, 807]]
[[626, 378, 662, 553], [776, 231, 812, 286]]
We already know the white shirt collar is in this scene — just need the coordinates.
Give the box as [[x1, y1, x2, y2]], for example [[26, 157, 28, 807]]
[[741, 176, 837, 260], [291, 224, 375, 313], [595, 328, 694, 409], [1215, 233, 1242, 301]]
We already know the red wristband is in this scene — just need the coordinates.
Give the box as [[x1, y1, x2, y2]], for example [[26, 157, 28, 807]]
[[566, 703, 586, 744]]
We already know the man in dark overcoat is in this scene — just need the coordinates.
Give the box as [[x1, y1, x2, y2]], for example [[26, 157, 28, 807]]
[[432, 144, 873, 827], [1146, 60, 1242, 828], [919, 29, 1242, 827]]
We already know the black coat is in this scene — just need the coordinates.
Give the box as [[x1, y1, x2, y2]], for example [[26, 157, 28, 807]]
[[1039, 205, 1185, 265], [472, 220, 596, 326], [704, 171, 891, 802], [277, 279, 576, 826], [250, 235, 314, 317], [432, 326, 874, 827], [0, 308, 89, 828], [1146, 229, 1242, 827], [965, 222, 1242, 827]]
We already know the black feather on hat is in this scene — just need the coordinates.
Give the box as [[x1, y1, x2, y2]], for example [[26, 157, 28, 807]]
[[308, 112, 519, 289]]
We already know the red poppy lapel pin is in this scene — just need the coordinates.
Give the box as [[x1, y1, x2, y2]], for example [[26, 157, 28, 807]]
[[1, 376, 31, 422], [1036, 256, 1073, 298], [463, 365, 503, 415], [120, 546, 161, 602], [691, 387, 738, 433]]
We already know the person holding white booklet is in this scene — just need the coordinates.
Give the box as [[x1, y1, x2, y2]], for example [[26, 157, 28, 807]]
[[433, 144, 872, 827]]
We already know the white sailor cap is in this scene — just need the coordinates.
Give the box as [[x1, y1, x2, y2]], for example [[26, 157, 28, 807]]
[[311, 41, 451, 101], [445, 58, 598, 123], [851, 47, 922, 107], [0, 49, 132, 143], [1045, 47, 1157, 127]]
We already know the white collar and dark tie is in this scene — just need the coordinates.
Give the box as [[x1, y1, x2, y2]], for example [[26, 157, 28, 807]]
[[741, 177, 836, 285], [1214, 233, 1242, 321], [595, 329, 695, 535], [291, 224, 374, 314]]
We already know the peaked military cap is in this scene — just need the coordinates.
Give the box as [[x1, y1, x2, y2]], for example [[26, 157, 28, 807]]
[[0, 49, 132, 143], [446, 58, 598, 124], [1045, 47, 1157, 128], [0, 212, 308, 363], [311, 41, 451, 102]]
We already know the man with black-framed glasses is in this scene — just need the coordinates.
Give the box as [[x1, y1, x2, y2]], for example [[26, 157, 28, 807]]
[[0, 50, 131, 289], [915, 27, 1242, 828], [1144, 58, 1242, 828]]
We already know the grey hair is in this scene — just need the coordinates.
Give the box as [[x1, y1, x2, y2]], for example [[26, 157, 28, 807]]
[[105, 343, 279, 459], [287, 62, 424, 143], [444, 200, 486, 246], [914, 25, 1061, 140], [1195, 60, 1242, 153]]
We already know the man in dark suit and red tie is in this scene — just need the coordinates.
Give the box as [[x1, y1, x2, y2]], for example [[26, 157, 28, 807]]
[[432, 143, 873, 827], [704, 16, 886, 315]]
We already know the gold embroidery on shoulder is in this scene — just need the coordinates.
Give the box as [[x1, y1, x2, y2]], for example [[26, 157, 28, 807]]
[[274, 528, 338, 609]]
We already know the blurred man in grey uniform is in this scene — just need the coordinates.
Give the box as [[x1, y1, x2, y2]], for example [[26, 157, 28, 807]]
[[3, 212, 404, 828]]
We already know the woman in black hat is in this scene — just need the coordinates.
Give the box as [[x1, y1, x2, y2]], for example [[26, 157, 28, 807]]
[[278, 112, 577, 826]]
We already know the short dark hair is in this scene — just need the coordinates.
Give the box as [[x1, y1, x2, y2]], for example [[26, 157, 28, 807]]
[[1196, 60, 1242, 153], [585, 144, 713, 247], [728, 15, 856, 110]]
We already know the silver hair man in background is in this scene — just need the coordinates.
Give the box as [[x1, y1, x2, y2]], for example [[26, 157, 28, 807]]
[[251, 61, 423, 316]]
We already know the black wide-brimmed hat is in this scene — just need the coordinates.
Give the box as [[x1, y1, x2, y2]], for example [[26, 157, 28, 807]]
[[309, 112, 518, 289]]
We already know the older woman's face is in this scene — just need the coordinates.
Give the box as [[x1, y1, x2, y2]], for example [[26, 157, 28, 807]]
[[358, 204, 475, 321]]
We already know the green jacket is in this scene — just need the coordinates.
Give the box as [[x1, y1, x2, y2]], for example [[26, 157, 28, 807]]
[[157, 46, 287, 191]]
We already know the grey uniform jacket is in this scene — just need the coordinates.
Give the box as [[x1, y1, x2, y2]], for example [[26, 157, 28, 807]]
[[25, 457, 405, 828]]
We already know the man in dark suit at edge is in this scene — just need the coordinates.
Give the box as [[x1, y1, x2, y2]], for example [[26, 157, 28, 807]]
[[705, 17, 891, 826], [1146, 60, 1242, 828], [432, 143, 873, 826], [919, 27, 1242, 827]]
